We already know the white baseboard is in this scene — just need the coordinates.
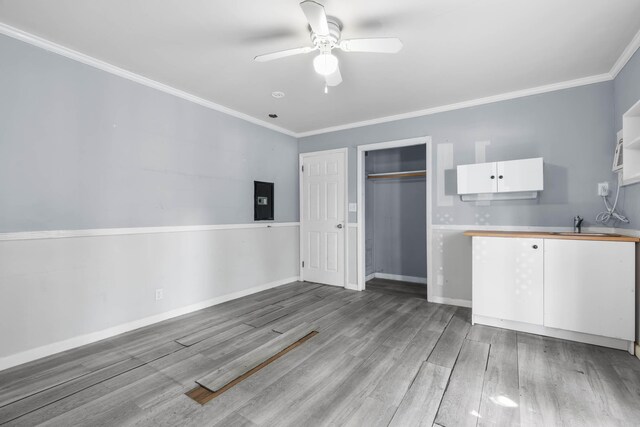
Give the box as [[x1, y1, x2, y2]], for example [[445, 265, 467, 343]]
[[473, 314, 632, 352], [372, 273, 427, 284], [636, 342, 640, 360], [345, 283, 360, 291], [429, 296, 472, 308], [0, 276, 299, 372], [365, 273, 375, 282]]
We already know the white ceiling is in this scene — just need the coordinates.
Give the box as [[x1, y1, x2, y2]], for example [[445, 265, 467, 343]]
[[1, 0, 639, 135]]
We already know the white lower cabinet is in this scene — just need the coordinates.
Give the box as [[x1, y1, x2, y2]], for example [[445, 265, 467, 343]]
[[472, 237, 544, 325], [472, 236, 636, 348], [544, 239, 635, 341]]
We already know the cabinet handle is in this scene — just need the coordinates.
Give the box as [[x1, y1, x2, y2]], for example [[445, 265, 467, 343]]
[[532, 245, 538, 249], [490, 175, 495, 179], [499, 175, 504, 179]]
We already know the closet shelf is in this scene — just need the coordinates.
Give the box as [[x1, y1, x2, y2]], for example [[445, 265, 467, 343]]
[[367, 170, 426, 179]]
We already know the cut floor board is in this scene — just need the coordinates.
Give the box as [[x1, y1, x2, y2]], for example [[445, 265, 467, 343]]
[[196, 324, 317, 392], [187, 331, 318, 404]]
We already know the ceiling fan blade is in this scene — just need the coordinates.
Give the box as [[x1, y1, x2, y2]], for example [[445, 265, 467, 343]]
[[254, 46, 315, 62], [339, 38, 403, 53], [300, 0, 329, 36], [325, 65, 342, 87]]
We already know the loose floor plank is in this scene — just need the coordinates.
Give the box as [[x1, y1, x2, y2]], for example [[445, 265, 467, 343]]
[[427, 307, 471, 368], [468, 325, 520, 426], [196, 324, 317, 392], [186, 331, 318, 404], [343, 322, 441, 426], [434, 339, 490, 427], [388, 361, 451, 427]]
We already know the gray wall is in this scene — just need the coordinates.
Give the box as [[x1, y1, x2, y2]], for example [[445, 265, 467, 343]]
[[614, 48, 640, 228], [365, 146, 426, 278], [0, 34, 298, 233], [300, 82, 616, 229]]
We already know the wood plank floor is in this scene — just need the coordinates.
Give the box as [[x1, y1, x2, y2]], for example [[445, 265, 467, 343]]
[[1, 280, 639, 426]]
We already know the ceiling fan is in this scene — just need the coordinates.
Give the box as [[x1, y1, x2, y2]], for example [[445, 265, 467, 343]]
[[254, 0, 403, 89]]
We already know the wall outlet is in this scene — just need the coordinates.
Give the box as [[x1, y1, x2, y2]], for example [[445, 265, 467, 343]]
[[597, 182, 609, 197], [155, 288, 164, 301]]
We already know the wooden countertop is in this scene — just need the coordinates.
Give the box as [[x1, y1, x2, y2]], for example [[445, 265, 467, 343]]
[[463, 230, 640, 242]]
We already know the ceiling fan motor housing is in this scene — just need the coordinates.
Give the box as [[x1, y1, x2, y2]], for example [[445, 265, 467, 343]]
[[310, 19, 341, 50]]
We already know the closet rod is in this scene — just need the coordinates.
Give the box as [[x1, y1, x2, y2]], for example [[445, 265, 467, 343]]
[[367, 170, 426, 179]]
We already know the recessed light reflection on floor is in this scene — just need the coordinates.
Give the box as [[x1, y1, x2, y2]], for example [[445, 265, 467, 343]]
[[489, 395, 519, 408], [470, 410, 482, 418]]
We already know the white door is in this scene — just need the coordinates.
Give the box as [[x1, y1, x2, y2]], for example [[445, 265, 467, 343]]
[[472, 237, 544, 325], [544, 239, 635, 340], [457, 162, 497, 194], [301, 151, 346, 286], [496, 158, 543, 193]]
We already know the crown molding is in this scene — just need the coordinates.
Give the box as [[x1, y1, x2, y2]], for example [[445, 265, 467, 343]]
[[0, 22, 297, 138], [610, 27, 640, 78], [296, 73, 613, 137]]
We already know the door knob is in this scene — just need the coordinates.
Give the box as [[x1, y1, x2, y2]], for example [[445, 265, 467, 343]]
[[532, 245, 538, 249], [336, 224, 343, 229]]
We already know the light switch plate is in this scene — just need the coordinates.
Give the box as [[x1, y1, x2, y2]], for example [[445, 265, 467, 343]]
[[349, 203, 357, 212]]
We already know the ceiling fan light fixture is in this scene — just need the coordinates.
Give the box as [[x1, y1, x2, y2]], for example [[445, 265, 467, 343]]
[[313, 52, 338, 76]]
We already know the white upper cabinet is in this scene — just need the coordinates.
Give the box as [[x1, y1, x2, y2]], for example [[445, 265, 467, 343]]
[[496, 158, 544, 193], [457, 157, 543, 195], [457, 161, 497, 194]]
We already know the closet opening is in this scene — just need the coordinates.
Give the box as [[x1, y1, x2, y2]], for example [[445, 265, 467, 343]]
[[356, 137, 431, 300]]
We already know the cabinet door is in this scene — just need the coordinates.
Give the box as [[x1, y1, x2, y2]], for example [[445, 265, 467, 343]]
[[457, 162, 497, 194], [496, 158, 543, 193], [544, 240, 635, 340], [472, 237, 543, 325]]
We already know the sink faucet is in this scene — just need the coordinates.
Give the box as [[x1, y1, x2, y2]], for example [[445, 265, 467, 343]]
[[573, 215, 583, 233]]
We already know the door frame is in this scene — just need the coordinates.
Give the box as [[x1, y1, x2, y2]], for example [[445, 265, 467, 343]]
[[356, 136, 433, 301], [299, 148, 349, 287]]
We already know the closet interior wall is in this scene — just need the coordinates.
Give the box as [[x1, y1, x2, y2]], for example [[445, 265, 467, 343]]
[[365, 145, 427, 282]]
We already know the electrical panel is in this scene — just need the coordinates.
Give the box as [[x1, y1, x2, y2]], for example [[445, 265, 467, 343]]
[[254, 181, 274, 221]]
